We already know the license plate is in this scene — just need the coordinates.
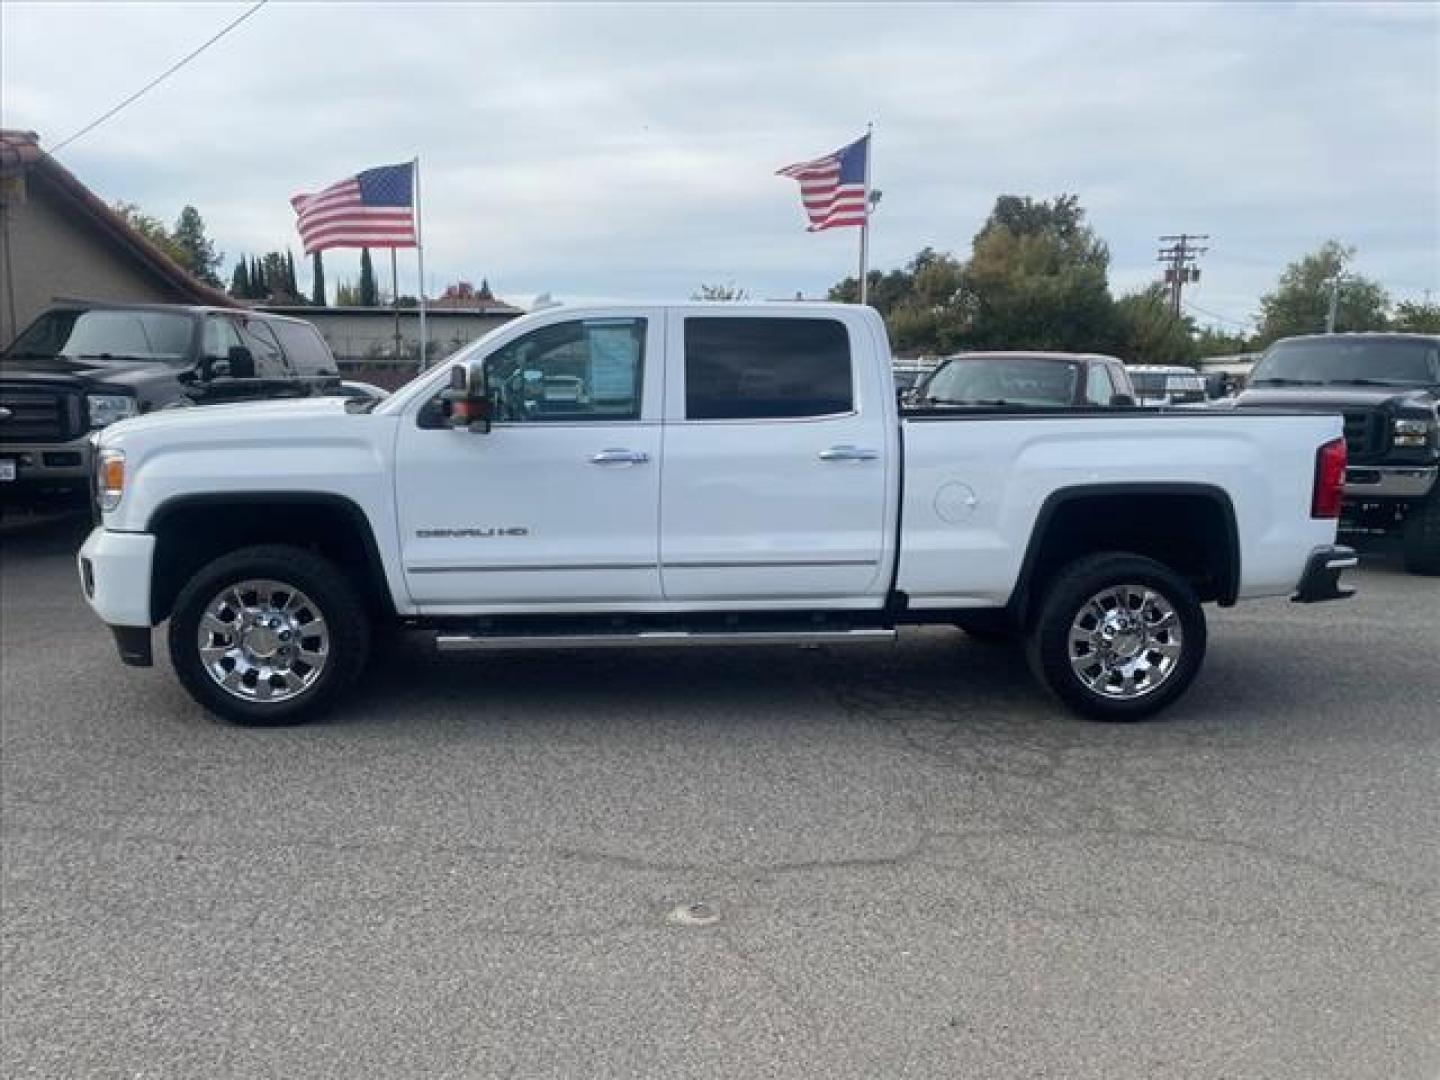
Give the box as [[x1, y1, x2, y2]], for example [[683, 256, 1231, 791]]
[[0, 459, 16, 482]]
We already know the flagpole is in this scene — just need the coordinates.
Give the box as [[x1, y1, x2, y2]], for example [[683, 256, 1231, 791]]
[[413, 155, 427, 371], [389, 248, 401, 360], [859, 122, 872, 306]]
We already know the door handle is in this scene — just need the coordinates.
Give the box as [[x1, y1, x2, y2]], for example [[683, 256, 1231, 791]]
[[590, 448, 650, 465], [818, 445, 880, 462]]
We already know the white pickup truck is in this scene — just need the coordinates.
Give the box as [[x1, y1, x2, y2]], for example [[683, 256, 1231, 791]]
[[78, 302, 1355, 724]]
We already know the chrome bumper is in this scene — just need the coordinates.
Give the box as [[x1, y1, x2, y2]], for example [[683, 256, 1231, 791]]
[[1344, 465, 1437, 500]]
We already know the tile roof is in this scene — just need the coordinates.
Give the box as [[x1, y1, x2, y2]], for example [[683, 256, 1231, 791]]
[[0, 129, 237, 308]]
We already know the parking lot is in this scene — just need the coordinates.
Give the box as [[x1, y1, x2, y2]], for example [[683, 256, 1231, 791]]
[[1, 512, 1436, 1079]]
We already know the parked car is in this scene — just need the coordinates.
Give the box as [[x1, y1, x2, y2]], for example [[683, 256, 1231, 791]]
[[915, 351, 1137, 408], [1, 302, 340, 505], [1127, 365, 1209, 407], [77, 302, 1352, 725], [1236, 332, 1439, 574]]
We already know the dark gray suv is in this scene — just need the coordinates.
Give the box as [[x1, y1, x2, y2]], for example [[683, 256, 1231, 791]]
[[1, 302, 339, 506]]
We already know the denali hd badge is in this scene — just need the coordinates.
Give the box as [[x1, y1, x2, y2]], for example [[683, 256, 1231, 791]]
[[416, 527, 529, 538]]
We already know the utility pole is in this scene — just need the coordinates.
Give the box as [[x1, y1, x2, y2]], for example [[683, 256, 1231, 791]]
[[1157, 234, 1210, 316]]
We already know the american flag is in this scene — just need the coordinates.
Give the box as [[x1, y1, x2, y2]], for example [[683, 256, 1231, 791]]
[[291, 162, 416, 254], [777, 135, 869, 231]]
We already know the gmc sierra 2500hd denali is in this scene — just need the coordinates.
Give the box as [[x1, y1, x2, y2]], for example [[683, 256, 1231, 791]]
[[77, 303, 1355, 725]]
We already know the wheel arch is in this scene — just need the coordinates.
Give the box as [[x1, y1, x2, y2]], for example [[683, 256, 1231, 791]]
[[1007, 483, 1240, 627], [146, 491, 395, 624]]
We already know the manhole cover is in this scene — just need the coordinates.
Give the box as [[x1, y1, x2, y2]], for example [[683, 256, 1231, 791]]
[[667, 901, 721, 927]]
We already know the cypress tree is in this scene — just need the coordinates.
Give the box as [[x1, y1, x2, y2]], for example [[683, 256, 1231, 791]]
[[311, 251, 326, 306], [251, 256, 265, 297], [230, 259, 250, 298], [285, 250, 298, 296], [359, 248, 378, 307]]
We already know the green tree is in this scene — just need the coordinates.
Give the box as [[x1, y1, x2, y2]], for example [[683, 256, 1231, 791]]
[[963, 194, 1116, 352], [1113, 285, 1198, 364], [359, 248, 378, 306], [260, 252, 294, 302], [1391, 298, 1440, 333], [1193, 325, 1252, 357], [975, 194, 1109, 273], [251, 256, 266, 298], [229, 258, 251, 299], [829, 248, 970, 354], [285, 250, 298, 296], [478, 278, 494, 302], [334, 279, 361, 306], [113, 202, 188, 267], [171, 205, 223, 287], [1255, 241, 1389, 345], [311, 252, 326, 306], [691, 282, 750, 301]]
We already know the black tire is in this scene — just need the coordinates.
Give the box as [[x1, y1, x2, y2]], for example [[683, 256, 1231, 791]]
[[953, 610, 1018, 644], [168, 544, 370, 725], [1026, 553, 1206, 722], [1402, 490, 1440, 576]]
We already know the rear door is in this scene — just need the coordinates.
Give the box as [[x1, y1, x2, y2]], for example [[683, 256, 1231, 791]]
[[659, 311, 892, 602]]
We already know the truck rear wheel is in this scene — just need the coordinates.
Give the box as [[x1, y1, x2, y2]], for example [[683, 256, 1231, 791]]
[[168, 544, 369, 725], [1027, 553, 1206, 721], [1402, 491, 1440, 576]]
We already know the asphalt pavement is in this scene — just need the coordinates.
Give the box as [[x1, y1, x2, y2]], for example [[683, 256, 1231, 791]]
[[2, 513, 1436, 1079]]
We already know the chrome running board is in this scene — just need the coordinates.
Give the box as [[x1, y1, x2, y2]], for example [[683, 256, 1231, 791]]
[[435, 627, 897, 652]]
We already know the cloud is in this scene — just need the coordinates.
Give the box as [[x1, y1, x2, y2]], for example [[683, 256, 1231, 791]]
[[3, 1, 1436, 323]]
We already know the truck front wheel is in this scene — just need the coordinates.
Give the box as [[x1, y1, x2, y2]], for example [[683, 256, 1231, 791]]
[[1027, 553, 1207, 721], [168, 544, 370, 725], [1402, 491, 1440, 575]]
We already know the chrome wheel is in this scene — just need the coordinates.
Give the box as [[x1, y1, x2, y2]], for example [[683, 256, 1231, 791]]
[[1067, 583, 1183, 700], [196, 579, 330, 703]]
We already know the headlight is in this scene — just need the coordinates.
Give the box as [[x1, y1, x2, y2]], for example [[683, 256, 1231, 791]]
[[1392, 417, 1434, 448], [86, 393, 139, 429], [95, 448, 125, 512]]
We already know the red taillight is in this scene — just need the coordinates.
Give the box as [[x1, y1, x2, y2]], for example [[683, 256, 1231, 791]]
[[1312, 437, 1346, 519]]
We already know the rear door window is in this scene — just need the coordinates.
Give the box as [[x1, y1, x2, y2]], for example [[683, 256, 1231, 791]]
[[684, 317, 852, 420], [268, 319, 337, 376]]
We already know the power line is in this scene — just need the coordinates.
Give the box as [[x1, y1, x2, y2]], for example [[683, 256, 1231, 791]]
[[1183, 300, 1249, 329], [1157, 233, 1209, 317], [49, 1, 268, 156]]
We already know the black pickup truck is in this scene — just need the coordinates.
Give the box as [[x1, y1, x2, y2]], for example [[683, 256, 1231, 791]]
[[1237, 332, 1440, 575], [1, 302, 340, 506]]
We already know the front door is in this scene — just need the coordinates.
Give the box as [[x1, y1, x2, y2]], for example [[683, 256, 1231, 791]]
[[395, 313, 664, 609]]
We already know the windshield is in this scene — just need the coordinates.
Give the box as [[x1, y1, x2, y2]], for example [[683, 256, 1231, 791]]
[[1252, 338, 1440, 386], [5, 309, 194, 363], [922, 356, 1079, 406]]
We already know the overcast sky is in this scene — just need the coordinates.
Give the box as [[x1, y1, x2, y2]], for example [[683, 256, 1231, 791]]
[[3, 2, 1437, 326]]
